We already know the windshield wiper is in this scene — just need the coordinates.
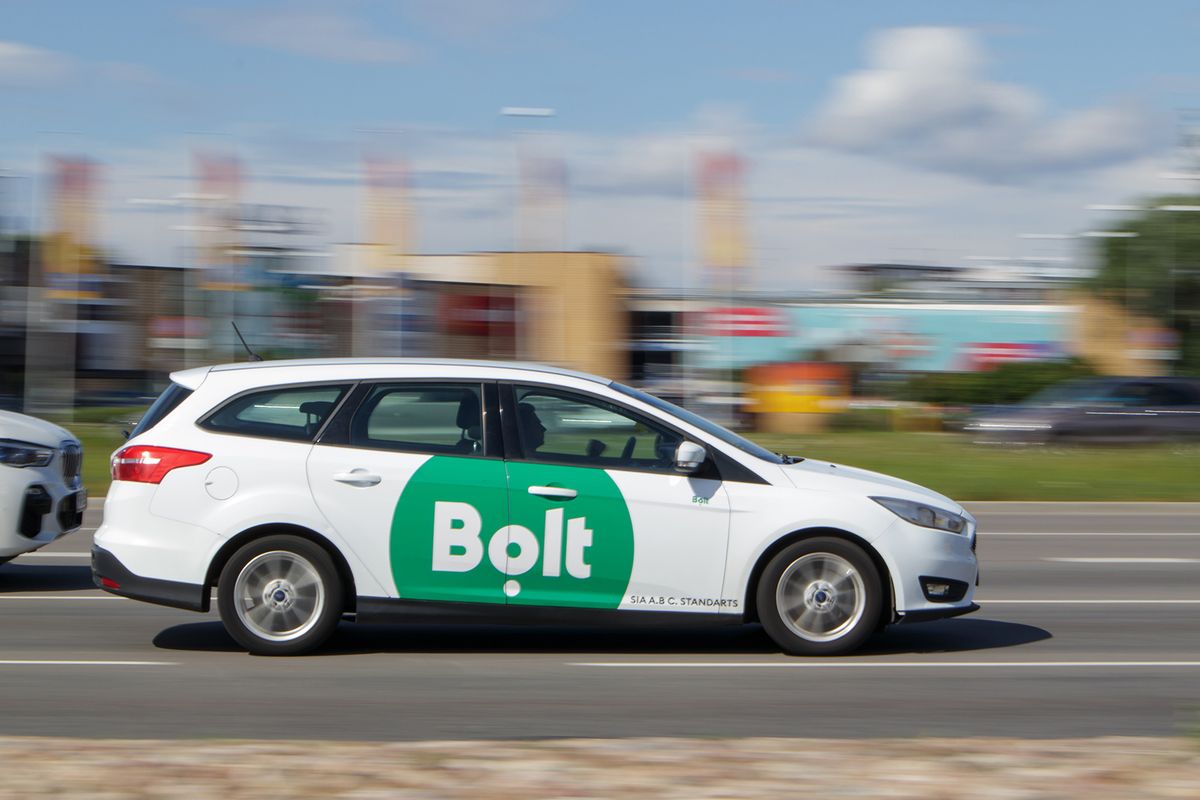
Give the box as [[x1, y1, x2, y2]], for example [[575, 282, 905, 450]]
[[776, 452, 805, 464]]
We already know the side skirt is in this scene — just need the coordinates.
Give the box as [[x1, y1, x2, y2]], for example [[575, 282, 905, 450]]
[[353, 597, 746, 629]]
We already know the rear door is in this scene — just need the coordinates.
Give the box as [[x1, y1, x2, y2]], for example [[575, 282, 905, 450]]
[[306, 381, 510, 604]]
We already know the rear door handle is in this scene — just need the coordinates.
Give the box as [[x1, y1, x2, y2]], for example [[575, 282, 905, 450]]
[[333, 469, 382, 487], [528, 485, 578, 500]]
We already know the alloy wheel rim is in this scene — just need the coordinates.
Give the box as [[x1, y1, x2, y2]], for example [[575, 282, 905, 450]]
[[234, 550, 326, 642], [775, 552, 866, 642]]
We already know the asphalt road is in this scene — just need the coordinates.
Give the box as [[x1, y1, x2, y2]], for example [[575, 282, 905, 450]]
[[1, 501, 1198, 740]]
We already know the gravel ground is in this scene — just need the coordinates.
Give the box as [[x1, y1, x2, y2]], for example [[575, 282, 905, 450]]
[[2, 737, 1198, 798]]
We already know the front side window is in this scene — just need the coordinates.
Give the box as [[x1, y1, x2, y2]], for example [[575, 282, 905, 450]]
[[1135, 383, 1193, 408], [513, 385, 682, 471], [350, 383, 484, 456], [612, 382, 787, 464], [201, 384, 350, 442]]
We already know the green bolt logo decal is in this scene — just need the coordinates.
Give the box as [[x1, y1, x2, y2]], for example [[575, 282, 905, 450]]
[[391, 457, 635, 608]]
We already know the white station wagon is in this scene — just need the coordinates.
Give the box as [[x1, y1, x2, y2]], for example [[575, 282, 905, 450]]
[[93, 359, 979, 656]]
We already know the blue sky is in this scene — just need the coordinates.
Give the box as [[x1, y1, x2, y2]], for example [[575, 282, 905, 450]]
[[3, 1, 1199, 286]]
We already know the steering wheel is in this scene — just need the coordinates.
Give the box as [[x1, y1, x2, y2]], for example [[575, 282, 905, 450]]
[[620, 435, 637, 461]]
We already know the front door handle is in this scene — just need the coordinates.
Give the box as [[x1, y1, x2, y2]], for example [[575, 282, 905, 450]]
[[528, 485, 578, 500], [333, 469, 382, 487]]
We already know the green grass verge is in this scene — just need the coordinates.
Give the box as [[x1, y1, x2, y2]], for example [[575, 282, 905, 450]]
[[55, 408, 144, 498], [69, 418, 1200, 502], [75, 424, 131, 497], [752, 432, 1200, 501]]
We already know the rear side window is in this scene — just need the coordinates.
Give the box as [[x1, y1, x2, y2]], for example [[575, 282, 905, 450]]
[[131, 383, 193, 438], [201, 384, 350, 442]]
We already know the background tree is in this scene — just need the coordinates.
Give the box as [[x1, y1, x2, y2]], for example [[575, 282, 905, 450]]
[[1089, 194, 1200, 374]]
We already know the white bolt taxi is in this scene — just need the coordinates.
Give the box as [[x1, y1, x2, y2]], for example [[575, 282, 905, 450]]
[[93, 359, 979, 656], [1, 410, 85, 564]]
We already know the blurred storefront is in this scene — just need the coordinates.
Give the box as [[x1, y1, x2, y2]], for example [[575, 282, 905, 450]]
[[744, 362, 850, 434]]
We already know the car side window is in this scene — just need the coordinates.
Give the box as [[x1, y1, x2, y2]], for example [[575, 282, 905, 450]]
[[350, 383, 485, 456], [513, 385, 682, 472], [201, 385, 350, 442], [1111, 382, 1181, 408], [1143, 383, 1191, 407]]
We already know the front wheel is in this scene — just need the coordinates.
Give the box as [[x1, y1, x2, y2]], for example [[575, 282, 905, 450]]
[[217, 535, 343, 656], [757, 537, 882, 656]]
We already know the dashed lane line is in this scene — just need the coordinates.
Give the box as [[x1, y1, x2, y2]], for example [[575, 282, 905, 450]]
[[571, 660, 1200, 669], [0, 660, 176, 666], [12, 552, 92, 558], [1042, 557, 1200, 564], [983, 531, 1200, 536]]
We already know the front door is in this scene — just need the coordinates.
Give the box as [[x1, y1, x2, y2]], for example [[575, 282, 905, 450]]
[[307, 381, 511, 604], [501, 384, 731, 612]]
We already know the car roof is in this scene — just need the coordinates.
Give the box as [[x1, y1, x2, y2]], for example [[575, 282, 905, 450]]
[[172, 358, 612, 390]]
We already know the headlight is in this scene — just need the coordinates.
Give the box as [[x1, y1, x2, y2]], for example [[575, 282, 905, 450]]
[[0, 440, 55, 468], [872, 496, 967, 534]]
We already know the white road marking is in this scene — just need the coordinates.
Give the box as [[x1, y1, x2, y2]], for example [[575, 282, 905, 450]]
[[15, 552, 91, 558], [572, 661, 1200, 669], [1043, 557, 1200, 564], [974, 510, 1200, 516], [979, 598, 1200, 604], [0, 595, 126, 600], [983, 532, 1200, 536], [0, 660, 175, 667]]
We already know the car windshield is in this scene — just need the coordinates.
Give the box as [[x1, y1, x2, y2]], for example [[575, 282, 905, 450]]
[[612, 382, 788, 464]]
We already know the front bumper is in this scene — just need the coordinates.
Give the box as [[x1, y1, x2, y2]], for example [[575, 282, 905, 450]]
[[92, 545, 208, 612], [896, 602, 980, 625], [878, 515, 980, 617], [0, 474, 85, 558]]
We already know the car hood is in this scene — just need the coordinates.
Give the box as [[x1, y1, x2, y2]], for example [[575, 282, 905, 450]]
[[781, 459, 963, 515], [0, 409, 76, 447]]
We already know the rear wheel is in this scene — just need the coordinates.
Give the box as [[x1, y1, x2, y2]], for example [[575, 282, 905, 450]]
[[217, 535, 343, 656], [757, 537, 882, 656]]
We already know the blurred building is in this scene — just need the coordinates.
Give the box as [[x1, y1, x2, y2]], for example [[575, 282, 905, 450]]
[[394, 250, 628, 381]]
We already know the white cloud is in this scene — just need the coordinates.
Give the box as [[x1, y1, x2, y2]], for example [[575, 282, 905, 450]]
[[808, 26, 1159, 181], [0, 41, 73, 87], [193, 6, 416, 64]]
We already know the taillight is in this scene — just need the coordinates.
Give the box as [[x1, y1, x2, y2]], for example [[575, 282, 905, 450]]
[[111, 446, 211, 484]]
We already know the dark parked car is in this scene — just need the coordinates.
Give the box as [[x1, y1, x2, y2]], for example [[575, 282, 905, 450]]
[[964, 376, 1200, 444]]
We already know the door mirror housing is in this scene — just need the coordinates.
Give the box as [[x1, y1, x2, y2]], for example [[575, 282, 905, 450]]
[[674, 441, 707, 473]]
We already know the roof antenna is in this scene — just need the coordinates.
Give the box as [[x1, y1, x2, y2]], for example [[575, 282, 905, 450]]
[[231, 321, 263, 362]]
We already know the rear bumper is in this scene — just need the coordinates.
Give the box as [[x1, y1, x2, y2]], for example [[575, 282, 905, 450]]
[[91, 545, 208, 612]]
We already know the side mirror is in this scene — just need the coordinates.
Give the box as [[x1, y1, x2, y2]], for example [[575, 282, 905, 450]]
[[674, 441, 706, 473]]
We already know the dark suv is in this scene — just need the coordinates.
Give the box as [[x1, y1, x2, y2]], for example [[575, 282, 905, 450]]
[[964, 376, 1200, 444]]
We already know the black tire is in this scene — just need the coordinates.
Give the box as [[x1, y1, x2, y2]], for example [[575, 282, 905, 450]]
[[756, 536, 883, 656], [217, 535, 343, 656]]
